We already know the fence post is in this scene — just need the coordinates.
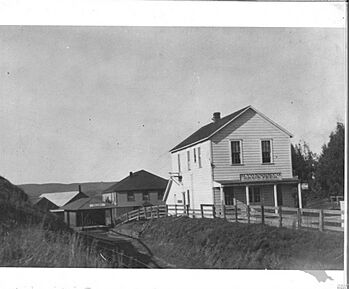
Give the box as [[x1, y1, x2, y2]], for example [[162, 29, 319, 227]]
[[126, 212, 129, 221], [261, 205, 265, 225], [222, 205, 226, 220], [186, 205, 190, 217], [201, 204, 204, 218], [137, 208, 140, 220], [165, 205, 169, 217], [247, 205, 250, 224], [144, 206, 147, 219], [175, 204, 177, 217], [297, 208, 302, 229], [319, 209, 324, 232], [129, 256, 134, 267], [157, 205, 160, 219], [235, 204, 238, 222], [212, 205, 216, 218], [278, 206, 282, 228]]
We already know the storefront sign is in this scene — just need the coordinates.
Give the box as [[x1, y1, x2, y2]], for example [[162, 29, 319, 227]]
[[240, 172, 282, 182], [89, 203, 106, 208]]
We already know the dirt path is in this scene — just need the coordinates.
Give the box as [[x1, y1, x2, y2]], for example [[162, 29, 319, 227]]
[[80, 229, 175, 268], [108, 229, 176, 268]]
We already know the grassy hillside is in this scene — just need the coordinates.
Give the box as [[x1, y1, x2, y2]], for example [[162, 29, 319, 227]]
[[0, 175, 111, 267], [117, 217, 344, 269], [19, 181, 117, 201], [0, 176, 67, 231]]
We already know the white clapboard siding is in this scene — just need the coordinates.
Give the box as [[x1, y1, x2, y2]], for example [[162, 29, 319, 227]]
[[169, 140, 214, 209], [211, 108, 293, 181]]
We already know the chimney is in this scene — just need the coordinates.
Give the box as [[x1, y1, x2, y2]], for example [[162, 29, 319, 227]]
[[129, 171, 133, 177], [212, 112, 221, 123], [78, 185, 82, 193]]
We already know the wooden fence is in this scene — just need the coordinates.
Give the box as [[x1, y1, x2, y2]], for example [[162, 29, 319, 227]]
[[115, 204, 344, 233]]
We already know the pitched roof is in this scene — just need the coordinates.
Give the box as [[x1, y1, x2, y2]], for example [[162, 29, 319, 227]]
[[170, 105, 292, 152], [103, 170, 168, 193], [33, 197, 57, 207], [60, 196, 115, 211], [39, 191, 83, 207]]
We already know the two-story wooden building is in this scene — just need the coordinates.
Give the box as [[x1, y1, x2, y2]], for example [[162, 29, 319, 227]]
[[164, 105, 302, 210], [102, 170, 168, 218]]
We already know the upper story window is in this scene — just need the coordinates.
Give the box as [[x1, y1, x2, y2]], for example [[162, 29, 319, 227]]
[[193, 148, 197, 163], [103, 194, 112, 204], [187, 151, 191, 171], [198, 147, 202, 168], [143, 192, 150, 201], [177, 154, 181, 173], [261, 140, 272, 163], [127, 192, 135, 202], [230, 140, 242, 164]]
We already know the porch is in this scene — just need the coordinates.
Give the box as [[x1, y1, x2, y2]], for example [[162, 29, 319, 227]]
[[64, 208, 113, 230], [214, 178, 302, 209]]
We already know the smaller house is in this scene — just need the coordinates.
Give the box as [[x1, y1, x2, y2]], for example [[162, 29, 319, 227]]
[[102, 170, 169, 219], [60, 196, 116, 229], [39, 190, 88, 207], [38, 190, 88, 218]]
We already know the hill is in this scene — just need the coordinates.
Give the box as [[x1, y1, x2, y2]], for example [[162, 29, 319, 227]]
[[0, 175, 111, 267], [0, 175, 67, 231], [19, 181, 117, 201], [115, 217, 344, 269]]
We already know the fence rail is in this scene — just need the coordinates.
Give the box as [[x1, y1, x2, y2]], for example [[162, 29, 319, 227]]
[[115, 203, 344, 233]]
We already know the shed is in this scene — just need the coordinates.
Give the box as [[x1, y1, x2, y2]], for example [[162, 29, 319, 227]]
[[60, 196, 116, 229]]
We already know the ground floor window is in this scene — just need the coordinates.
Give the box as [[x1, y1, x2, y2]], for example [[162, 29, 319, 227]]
[[127, 192, 135, 202], [158, 191, 164, 200], [249, 187, 261, 203], [143, 191, 150, 201], [277, 186, 283, 206], [224, 187, 235, 205]]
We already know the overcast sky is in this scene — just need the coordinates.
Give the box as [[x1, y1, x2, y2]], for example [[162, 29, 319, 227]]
[[0, 26, 346, 184]]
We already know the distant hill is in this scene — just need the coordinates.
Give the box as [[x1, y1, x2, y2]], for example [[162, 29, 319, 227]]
[[19, 181, 117, 201]]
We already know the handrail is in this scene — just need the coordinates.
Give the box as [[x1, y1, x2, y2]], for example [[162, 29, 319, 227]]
[[113, 203, 343, 232]]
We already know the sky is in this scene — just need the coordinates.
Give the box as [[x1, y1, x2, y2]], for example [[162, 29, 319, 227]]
[[0, 26, 346, 184]]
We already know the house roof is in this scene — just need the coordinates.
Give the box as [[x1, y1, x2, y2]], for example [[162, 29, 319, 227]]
[[32, 197, 43, 205], [170, 105, 293, 153], [39, 191, 83, 207], [60, 196, 116, 211], [33, 197, 58, 207], [103, 170, 168, 193]]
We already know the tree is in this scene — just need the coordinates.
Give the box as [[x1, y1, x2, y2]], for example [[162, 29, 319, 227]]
[[291, 141, 317, 182], [315, 123, 344, 197], [291, 141, 317, 205]]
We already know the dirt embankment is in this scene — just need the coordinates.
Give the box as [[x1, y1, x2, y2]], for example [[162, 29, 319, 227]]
[[115, 216, 344, 269], [0, 175, 110, 267]]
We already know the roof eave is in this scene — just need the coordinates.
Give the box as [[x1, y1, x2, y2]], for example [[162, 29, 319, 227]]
[[205, 105, 252, 140], [169, 138, 210, 153], [169, 105, 293, 153], [248, 105, 293, 137], [170, 106, 252, 153]]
